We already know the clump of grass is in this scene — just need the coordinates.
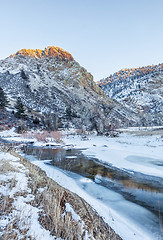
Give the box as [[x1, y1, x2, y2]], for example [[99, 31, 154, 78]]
[[1, 220, 18, 240], [35, 189, 84, 239], [0, 195, 14, 216], [0, 161, 18, 174]]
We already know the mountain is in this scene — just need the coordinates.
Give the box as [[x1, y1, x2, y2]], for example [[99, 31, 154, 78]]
[[0, 46, 140, 133], [97, 64, 163, 126]]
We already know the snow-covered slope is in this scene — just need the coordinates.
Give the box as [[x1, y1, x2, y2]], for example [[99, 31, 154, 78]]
[[0, 47, 140, 132], [97, 64, 163, 126]]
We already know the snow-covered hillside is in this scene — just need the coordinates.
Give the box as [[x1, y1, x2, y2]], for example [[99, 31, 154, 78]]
[[97, 64, 163, 126], [0, 47, 140, 132]]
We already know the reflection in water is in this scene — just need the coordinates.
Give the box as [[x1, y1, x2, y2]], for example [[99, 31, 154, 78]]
[[22, 145, 163, 218]]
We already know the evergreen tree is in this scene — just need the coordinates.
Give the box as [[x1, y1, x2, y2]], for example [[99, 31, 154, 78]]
[[0, 87, 8, 109], [21, 69, 28, 80], [66, 106, 72, 119], [66, 106, 77, 119], [15, 97, 26, 118]]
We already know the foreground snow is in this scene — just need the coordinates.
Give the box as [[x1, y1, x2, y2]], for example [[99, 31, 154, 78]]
[[0, 148, 99, 240], [0, 151, 62, 240]]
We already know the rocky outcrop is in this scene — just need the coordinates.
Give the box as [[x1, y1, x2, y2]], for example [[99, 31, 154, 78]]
[[10, 46, 74, 61]]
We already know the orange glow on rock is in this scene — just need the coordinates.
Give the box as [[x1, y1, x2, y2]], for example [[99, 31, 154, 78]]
[[10, 46, 74, 60]]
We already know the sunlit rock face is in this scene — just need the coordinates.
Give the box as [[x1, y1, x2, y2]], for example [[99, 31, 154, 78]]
[[10, 46, 74, 61]]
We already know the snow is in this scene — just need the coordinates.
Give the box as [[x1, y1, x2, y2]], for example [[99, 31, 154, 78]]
[[63, 132, 163, 178], [119, 126, 163, 132], [0, 128, 60, 147], [0, 127, 18, 138], [65, 156, 77, 159], [0, 151, 19, 161], [13, 196, 57, 240], [64, 203, 81, 222], [0, 149, 62, 240], [10, 172, 30, 197], [0, 160, 30, 197], [33, 141, 61, 147]]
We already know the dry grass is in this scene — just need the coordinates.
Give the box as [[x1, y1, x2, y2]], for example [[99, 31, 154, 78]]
[[0, 146, 122, 240], [0, 159, 28, 239], [0, 161, 18, 174], [0, 195, 14, 217]]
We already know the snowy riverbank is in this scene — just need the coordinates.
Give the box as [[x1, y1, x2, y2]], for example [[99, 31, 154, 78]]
[[0, 127, 163, 240], [0, 146, 119, 240], [62, 131, 163, 178]]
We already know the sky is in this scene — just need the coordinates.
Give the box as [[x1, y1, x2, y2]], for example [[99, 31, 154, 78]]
[[0, 0, 163, 81]]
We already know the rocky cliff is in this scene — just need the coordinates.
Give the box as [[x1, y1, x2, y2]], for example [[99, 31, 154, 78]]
[[0, 46, 140, 132]]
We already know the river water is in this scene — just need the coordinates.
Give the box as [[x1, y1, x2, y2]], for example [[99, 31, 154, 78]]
[[21, 144, 163, 240]]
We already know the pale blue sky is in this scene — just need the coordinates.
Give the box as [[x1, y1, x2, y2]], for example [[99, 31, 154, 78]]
[[0, 0, 163, 81]]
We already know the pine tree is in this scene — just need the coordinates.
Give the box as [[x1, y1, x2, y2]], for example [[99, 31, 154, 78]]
[[21, 69, 28, 79], [66, 106, 77, 119], [15, 97, 26, 118], [66, 106, 72, 119], [0, 87, 8, 109]]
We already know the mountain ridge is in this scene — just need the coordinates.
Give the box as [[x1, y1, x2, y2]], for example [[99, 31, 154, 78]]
[[97, 64, 163, 87], [0, 46, 140, 132], [97, 63, 163, 126]]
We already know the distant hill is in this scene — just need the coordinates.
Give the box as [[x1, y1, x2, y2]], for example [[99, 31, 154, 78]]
[[97, 64, 163, 126]]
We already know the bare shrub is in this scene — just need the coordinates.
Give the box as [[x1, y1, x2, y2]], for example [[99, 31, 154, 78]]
[[22, 130, 62, 143]]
